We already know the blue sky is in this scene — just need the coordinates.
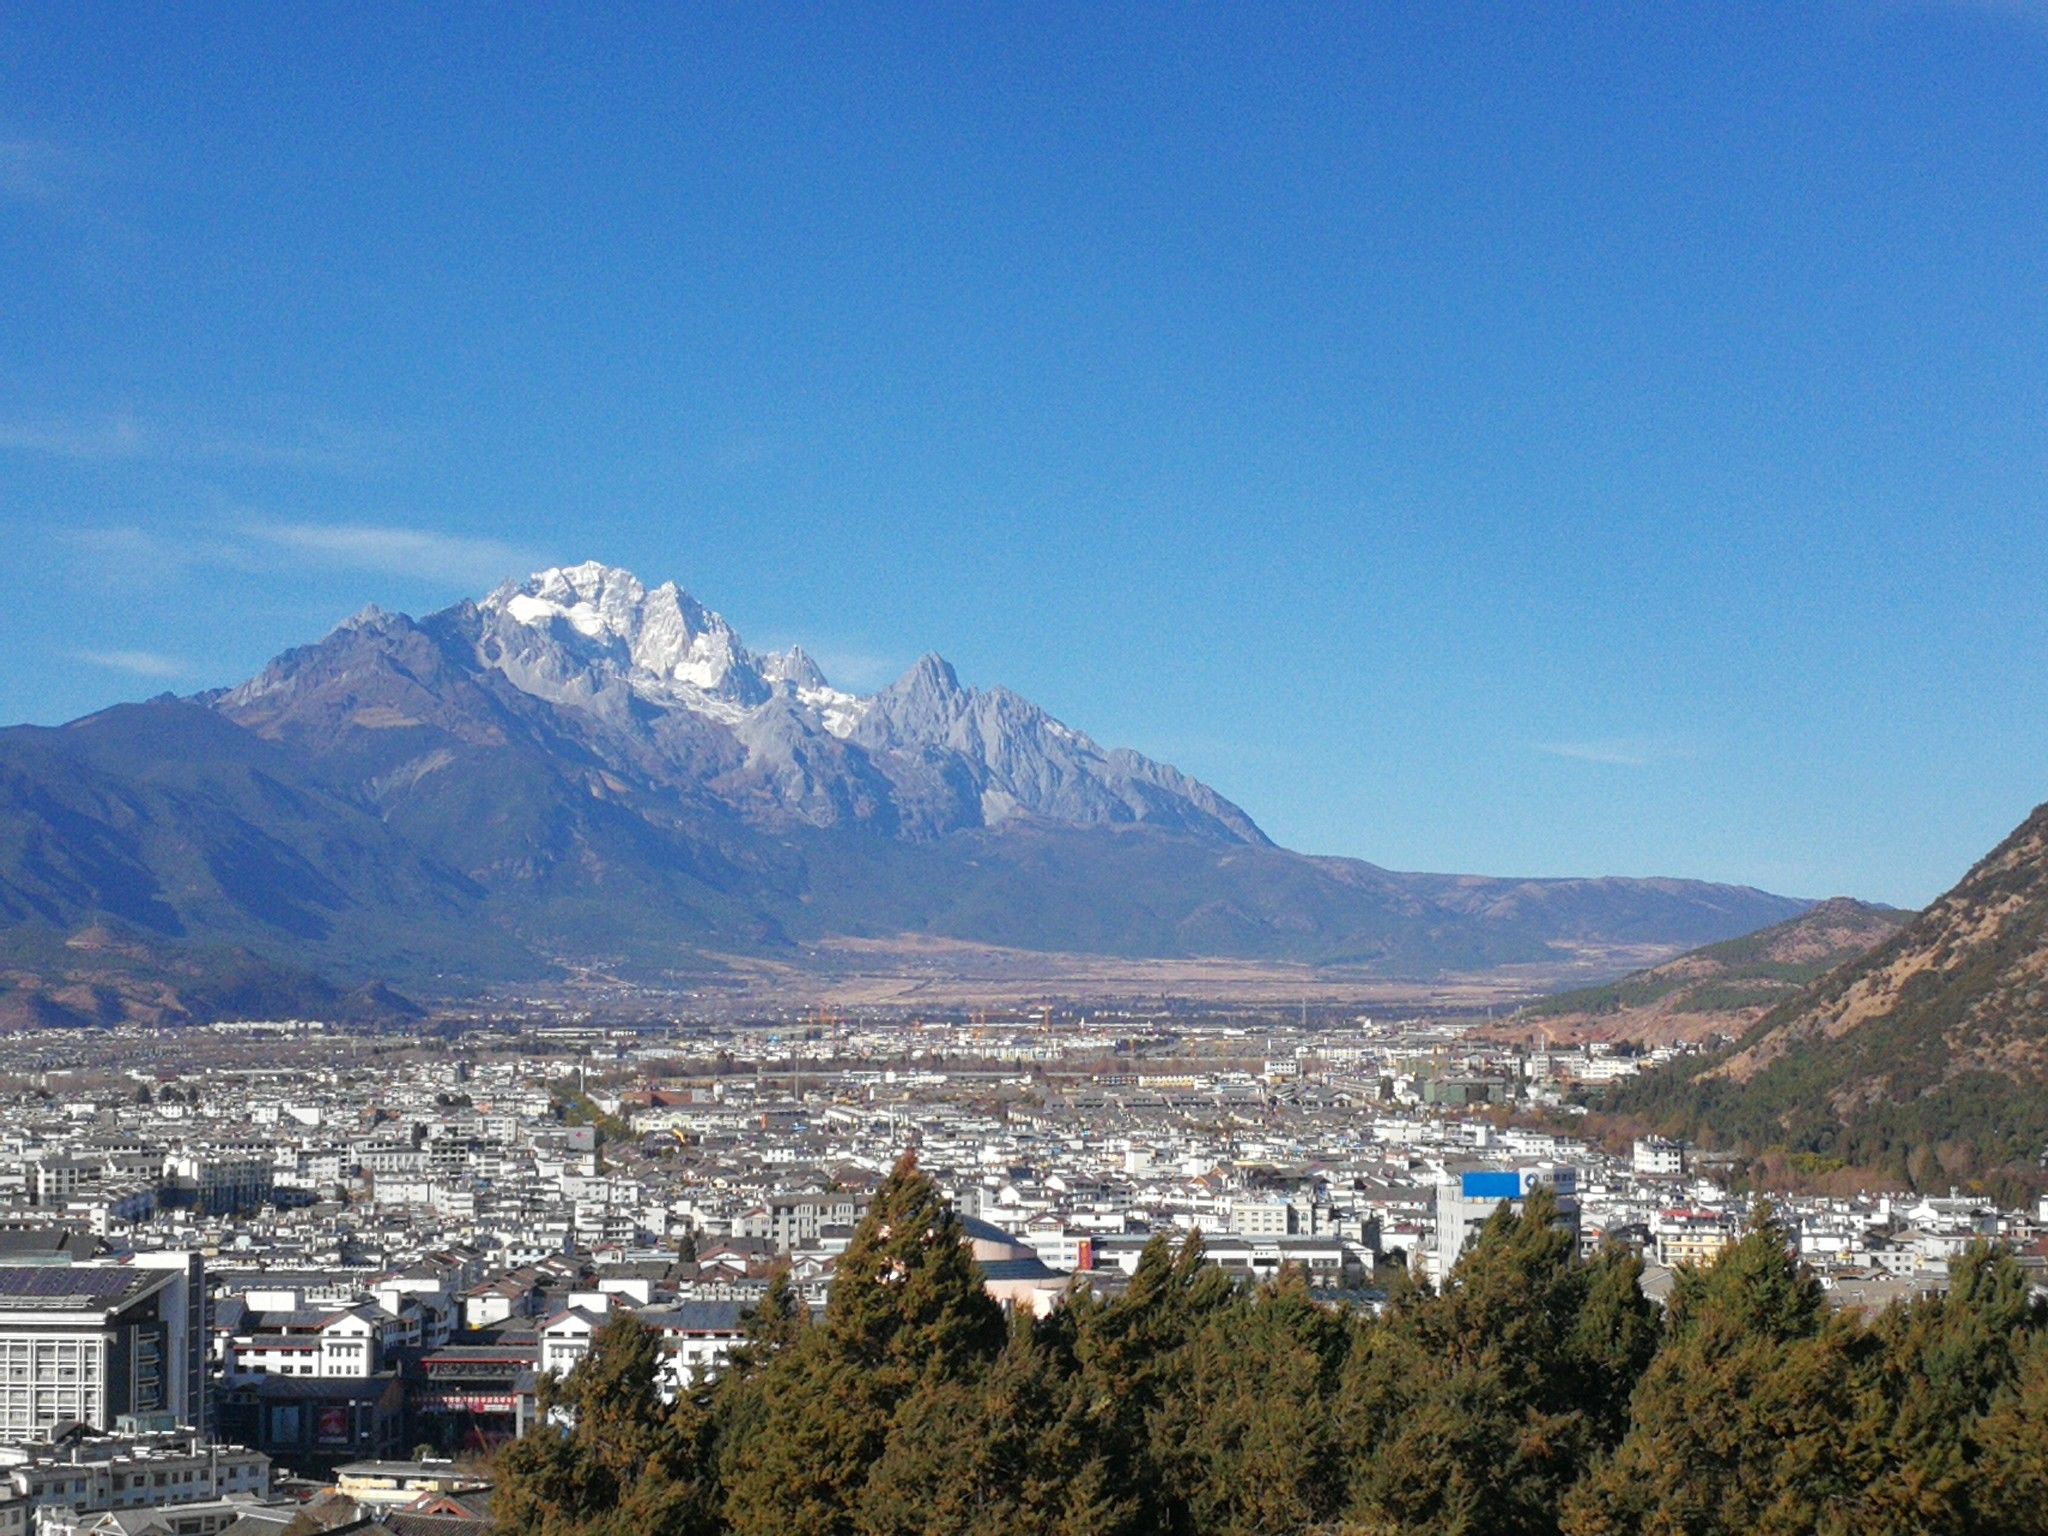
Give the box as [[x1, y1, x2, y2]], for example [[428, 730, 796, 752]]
[[3, 4, 2044, 907]]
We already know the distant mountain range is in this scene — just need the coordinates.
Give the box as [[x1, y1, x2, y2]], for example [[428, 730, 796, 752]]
[[1507, 898, 1910, 1046], [1606, 802, 2048, 1192], [0, 562, 1812, 1023]]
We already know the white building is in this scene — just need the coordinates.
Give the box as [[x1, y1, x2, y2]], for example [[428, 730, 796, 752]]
[[1431, 1164, 1580, 1284], [539, 1307, 606, 1379], [1632, 1137, 1688, 1178], [0, 1255, 206, 1443], [0, 1430, 268, 1520]]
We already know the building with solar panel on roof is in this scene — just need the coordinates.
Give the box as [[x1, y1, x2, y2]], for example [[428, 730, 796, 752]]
[[0, 1255, 204, 1445]]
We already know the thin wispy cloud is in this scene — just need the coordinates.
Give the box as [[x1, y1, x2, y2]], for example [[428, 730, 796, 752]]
[[0, 138, 92, 206], [73, 648, 187, 679], [195, 419, 401, 474], [60, 524, 252, 576], [0, 410, 396, 474], [56, 519, 541, 594], [242, 521, 543, 587], [62, 525, 176, 561], [1535, 735, 1698, 769], [0, 135, 139, 255], [0, 414, 149, 459]]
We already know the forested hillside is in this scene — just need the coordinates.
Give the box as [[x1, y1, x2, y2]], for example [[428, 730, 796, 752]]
[[1513, 897, 1907, 1045], [1604, 802, 2048, 1196], [492, 1156, 2048, 1536]]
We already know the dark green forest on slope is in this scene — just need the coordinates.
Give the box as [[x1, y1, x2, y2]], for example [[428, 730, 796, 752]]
[[1589, 804, 2048, 1202], [491, 1156, 2048, 1536]]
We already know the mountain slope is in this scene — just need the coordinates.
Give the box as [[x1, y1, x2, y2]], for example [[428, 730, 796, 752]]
[[1606, 805, 2048, 1190], [1408, 874, 1817, 949], [1506, 898, 1909, 1044], [0, 699, 508, 1025], [782, 824, 1552, 971], [0, 562, 1822, 1014], [214, 603, 793, 955], [0, 701, 497, 965]]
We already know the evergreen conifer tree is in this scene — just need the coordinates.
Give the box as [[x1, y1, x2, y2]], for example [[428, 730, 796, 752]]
[[1149, 1267, 1349, 1536], [728, 1263, 807, 1378], [492, 1311, 713, 1536], [486, 1169, 2048, 1536], [1831, 1241, 2044, 1534], [720, 1153, 1004, 1536], [852, 1306, 1134, 1536], [1975, 1328, 2048, 1535], [1068, 1230, 1236, 1533], [1560, 1201, 1856, 1536], [1340, 1188, 1654, 1536]]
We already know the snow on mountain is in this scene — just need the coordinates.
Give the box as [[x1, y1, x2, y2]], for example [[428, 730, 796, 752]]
[[478, 562, 871, 735], [0, 559, 1822, 1002], [464, 561, 1266, 844], [759, 644, 827, 691]]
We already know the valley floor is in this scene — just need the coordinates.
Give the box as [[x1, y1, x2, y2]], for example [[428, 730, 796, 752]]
[[462, 935, 1690, 1018]]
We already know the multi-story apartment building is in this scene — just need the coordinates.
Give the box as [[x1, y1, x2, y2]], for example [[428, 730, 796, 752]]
[[736, 1195, 860, 1252], [26, 1155, 94, 1210], [223, 1304, 384, 1380], [1227, 1199, 1301, 1237], [1632, 1137, 1689, 1179], [161, 1149, 274, 1217], [1654, 1208, 1737, 1268]]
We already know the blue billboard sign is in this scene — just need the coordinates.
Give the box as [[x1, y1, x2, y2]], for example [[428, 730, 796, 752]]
[[1461, 1171, 1524, 1200]]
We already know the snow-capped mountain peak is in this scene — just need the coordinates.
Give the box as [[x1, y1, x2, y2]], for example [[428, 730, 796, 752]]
[[495, 560, 645, 639], [457, 560, 1264, 843], [485, 563, 756, 696], [760, 644, 828, 692]]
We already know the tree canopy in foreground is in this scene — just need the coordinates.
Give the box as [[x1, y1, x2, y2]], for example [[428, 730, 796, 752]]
[[494, 1154, 2048, 1536]]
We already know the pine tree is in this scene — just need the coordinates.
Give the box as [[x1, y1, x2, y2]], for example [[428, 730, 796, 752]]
[[480, 1171, 2048, 1536], [1027, 1301, 1145, 1536], [720, 1153, 1004, 1536], [492, 1311, 712, 1536], [1560, 1202, 1856, 1536], [1563, 1241, 1662, 1452], [1339, 1187, 1653, 1536], [708, 1263, 809, 1518], [1150, 1267, 1349, 1536], [849, 1307, 1131, 1536], [1975, 1329, 2048, 1535], [1831, 1241, 2044, 1534], [822, 1151, 1006, 1378], [726, 1263, 807, 1379], [1068, 1229, 1237, 1534]]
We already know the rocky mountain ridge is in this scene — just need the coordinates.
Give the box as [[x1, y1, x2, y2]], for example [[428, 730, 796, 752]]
[[223, 562, 1268, 846], [0, 562, 1815, 1020]]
